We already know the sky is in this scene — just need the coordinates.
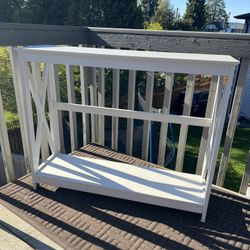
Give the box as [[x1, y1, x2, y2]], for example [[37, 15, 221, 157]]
[[172, 0, 249, 23]]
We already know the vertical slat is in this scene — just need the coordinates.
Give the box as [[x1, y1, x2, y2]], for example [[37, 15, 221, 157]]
[[66, 65, 78, 151], [48, 64, 61, 154], [89, 67, 97, 142], [141, 72, 154, 161], [80, 66, 90, 145], [157, 73, 174, 166], [216, 58, 250, 186], [239, 150, 250, 195], [175, 74, 196, 172], [196, 76, 218, 174], [201, 71, 235, 222], [112, 69, 120, 150], [98, 67, 105, 145], [126, 70, 136, 155], [0, 92, 15, 182], [8, 47, 31, 173], [53, 65, 65, 153], [31, 62, 50, 161]]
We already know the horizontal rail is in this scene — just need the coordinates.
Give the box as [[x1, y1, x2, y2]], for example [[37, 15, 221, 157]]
[[55, 102, 212, 127], [0, 22, 87, 46], [87, 27, 250, 58], [16, 46, 238, 75]]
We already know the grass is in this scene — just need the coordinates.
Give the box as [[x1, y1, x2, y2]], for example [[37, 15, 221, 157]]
[[173, 124, 250, 192], [4, 111, 19, 123]]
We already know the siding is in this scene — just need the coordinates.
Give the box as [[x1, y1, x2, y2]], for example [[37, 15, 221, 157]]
[[240, 64, 250, 118]]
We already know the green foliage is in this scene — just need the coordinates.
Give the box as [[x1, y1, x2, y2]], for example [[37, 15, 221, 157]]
[[172, 18, 192, 31], [144, 22, 163, 30], [68, 0, 144, 28], [140, 0, 158, 22], [0, 0, 24, 22], [151, 0, 175, 30], [0, 0, 144, 28], [0, 47, 17, 118], [183, 0, 206, 31]]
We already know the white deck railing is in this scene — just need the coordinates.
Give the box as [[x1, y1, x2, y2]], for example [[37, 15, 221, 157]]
[[9, 46, 238, 221]]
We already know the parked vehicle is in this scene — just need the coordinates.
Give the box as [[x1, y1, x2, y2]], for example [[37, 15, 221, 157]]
[[174, 90, 209, 117]]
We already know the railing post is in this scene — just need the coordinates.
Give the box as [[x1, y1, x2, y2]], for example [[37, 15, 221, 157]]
[[112, 69, 120, 150], [80, 66, 90, 145], [216, 58, 250, 186], [126, 70, 136, 155], [239, 150, 250, 195], [141, 72, 154, 161], [66, 65, 78, 151], [175, 74, 196, 172], [97, 68, 105, 145], [157, 73, 174, 166]]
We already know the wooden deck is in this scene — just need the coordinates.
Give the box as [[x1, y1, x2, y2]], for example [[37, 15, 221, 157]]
[[0, 144, 250, 249]]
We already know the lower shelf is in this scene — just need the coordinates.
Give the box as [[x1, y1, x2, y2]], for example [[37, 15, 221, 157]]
[[34, 153, 206, 214]]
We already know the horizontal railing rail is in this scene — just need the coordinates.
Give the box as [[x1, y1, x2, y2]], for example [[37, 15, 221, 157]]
[[87, 27, 250, 58]]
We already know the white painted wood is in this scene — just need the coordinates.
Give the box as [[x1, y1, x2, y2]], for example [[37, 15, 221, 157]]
[[201, 77, 224, 179], [18, 61, 36, 175], [16, 46, 239, 75], [196, 76, 218, 174], [50, 64, 65, 153], [201, 70, 235, 222], [47, 64, 61, 154], [0, 93, 15, 182], [126, 70, 136, 155], [8, 47, 31, 173], [34, 153, 205, 213], [89, 67, 97, 142], [97, 68, 105, 145], [23, 63, 55, 158], [157, 73, 174, 166], [66, 65, 78, 151], [112, 69, 120, 150], [55, 102, 212, 127], [31, 62, 50, 161], [176, 74, 196, 172], [14, 46, 239, 222], [80, 66, 90, 145], [142, 72, 154, 161]]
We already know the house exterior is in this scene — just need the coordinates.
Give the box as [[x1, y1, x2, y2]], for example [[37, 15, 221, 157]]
[[235, 13, 250, 120]]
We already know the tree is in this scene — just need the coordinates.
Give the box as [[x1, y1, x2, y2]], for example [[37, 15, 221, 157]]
[[151, 0, 175, 30], [66, 0, 143, 28], [140, 0, 158, 22], [20, 0, 70, 25], [183, 0, 206, 31], [0, 0, 24, 22], [206, 0, 229, 30]]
